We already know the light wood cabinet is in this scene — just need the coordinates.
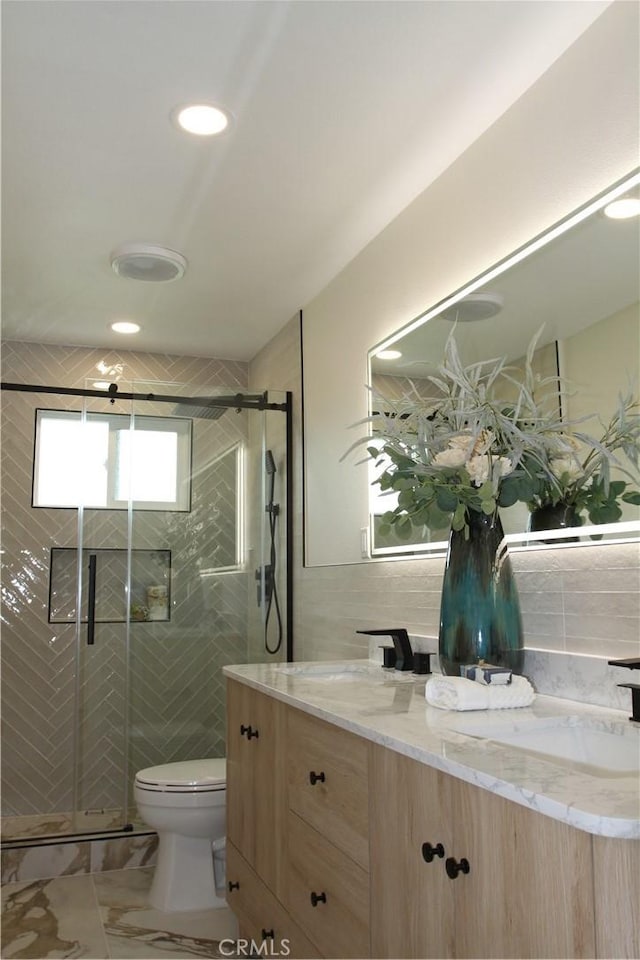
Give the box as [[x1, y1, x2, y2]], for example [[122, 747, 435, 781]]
[[370, 744, 607, 959], [226, 841, 321, 960], [592, 834, 640, 959], [226, 679, 287, 899], [287, 708, 369, 869], [228, 677, 639, 960], [286, 812, 369, 959]]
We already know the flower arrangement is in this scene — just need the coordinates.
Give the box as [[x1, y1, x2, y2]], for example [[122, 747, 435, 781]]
[[526, 394, 640, 525], [353, 330, 640, 539]]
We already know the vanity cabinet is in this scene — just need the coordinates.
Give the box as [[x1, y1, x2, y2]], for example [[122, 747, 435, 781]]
[[227, 676, 639, 960], [370, 744, 597, 959], [285, 710, 370, 957], [226, 679, 287, 899], [226, 841, 321, 959]]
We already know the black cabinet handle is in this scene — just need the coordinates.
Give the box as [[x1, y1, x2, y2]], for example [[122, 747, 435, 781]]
[[309, 770, 325, 785], [445, 856, 470, 879], [310, 891, 327, 907], [227, 880, 239, 891], [87, 553, 97, 645], [261, 929, 274, 940], [240, 724, 259, 739], [421, 841, 445, 863]]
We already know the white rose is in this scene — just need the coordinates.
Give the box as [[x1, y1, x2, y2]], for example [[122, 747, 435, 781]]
[[434, 447, 467, 468], [496, 456, 514, 478], [549, 456, 582, 482], [466, 454, 490, 485]]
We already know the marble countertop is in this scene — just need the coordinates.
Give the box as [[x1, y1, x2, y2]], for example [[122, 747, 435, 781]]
[[223, 660, 640, 840]]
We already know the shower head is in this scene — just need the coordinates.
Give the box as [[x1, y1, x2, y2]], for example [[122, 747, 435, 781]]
[[172, 401, 228, 420], [265, 450, 277, 475]]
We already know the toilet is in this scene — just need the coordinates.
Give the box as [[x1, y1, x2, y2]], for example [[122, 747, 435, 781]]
[[134, 758, 226, 912]]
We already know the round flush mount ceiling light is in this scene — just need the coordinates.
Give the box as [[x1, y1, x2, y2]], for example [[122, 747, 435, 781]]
[[110, 244, 187, 283], [174, 103, 230, 136], [603, 196, 640, 219], [111, 321, 141, 335], [442, 292, 504, 323], [375, 349, 403, 360]]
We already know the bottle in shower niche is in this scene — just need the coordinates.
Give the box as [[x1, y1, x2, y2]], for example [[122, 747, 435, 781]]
[[147, 585, 169, 621]]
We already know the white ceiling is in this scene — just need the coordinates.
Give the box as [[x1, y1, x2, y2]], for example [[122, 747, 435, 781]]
[[1, 0, 611, 362]]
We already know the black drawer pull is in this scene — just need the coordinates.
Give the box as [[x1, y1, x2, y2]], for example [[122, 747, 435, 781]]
[[309, 770, 325, 785], [421, 841, 445, 863], [261, 929, 274, 940], [445, 856, 470, 879], [240, 724, 259, 739], [227, 880, 239, 891], [310, 891, 327, 907]]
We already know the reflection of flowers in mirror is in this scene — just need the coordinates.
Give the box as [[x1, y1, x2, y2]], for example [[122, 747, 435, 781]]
[[528, 397, 640, 525], [349, 329, 640, 539]]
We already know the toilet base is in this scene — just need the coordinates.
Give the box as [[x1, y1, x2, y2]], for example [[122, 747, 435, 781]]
[[149, 832, 227, 912]]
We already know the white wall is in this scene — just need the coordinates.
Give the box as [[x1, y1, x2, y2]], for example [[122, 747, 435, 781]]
[[302, 0, 640, 566]]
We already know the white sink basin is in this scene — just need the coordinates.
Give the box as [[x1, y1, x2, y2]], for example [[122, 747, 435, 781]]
[[487, 725, 639, 776], [276, 662, 371, 682], [452, 715, 639, 777]]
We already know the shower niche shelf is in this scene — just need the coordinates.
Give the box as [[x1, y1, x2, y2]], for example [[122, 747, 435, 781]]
[[48, 547, 171, 624]]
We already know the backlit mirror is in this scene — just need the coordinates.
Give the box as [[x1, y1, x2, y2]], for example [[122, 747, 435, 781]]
[[367, 171, 640, 556]]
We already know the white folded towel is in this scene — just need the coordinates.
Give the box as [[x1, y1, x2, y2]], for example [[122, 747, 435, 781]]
[[425, 674, 535, 711]]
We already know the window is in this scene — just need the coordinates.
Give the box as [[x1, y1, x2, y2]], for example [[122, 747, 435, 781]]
[[33, 410, 192, 510]]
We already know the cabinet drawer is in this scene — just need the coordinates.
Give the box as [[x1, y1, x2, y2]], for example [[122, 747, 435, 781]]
[[286, 812, 370, 959], [287, 708, 369, 868], [227, 841, 321, 960]]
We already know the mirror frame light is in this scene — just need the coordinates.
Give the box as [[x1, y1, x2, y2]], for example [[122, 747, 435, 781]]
[[367, 168, 640, 557]]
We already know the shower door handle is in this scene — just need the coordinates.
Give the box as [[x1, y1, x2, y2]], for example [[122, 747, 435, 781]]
[[87, 553, 97, 645]]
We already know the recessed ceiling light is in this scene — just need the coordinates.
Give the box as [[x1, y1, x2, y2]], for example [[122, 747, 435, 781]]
[[603, 197, 640, 219], [375, 349, 403, 360], [174, 103, 230, 136], [111, 321, 141, 335], [441, 292, 504, 322], [111, 244, 187, 282]]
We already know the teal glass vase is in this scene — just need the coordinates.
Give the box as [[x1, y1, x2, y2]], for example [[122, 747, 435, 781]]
[[438, 509, 523, 677]]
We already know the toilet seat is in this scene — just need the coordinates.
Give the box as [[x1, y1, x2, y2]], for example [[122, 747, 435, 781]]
[[135, 758, 226, 793]]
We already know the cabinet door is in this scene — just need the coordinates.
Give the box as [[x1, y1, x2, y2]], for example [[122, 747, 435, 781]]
[[592, 835, 640, 959], [451, 777, 596, 959], [226, 680, 287, 897], [288, 708, 369, 868], [227, 841, 321, 960], [287, 811, 370, 959], [369, 744, 454, 959]]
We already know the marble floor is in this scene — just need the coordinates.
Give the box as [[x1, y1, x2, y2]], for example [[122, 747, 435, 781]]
[[1, 867, 238, 959]]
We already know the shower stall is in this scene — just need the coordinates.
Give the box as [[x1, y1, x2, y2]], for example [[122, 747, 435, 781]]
[[0, 368, 292, 845]]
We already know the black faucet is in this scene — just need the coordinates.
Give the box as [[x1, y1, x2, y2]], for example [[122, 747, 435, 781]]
[[357, 628, 414, 671], [608, 658, 640, 722]]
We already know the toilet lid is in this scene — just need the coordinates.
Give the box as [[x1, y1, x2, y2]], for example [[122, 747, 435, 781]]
[[135, 758, 226, 793]]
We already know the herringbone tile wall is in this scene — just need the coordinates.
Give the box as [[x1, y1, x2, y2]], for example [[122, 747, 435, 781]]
[[1, 341, 269, 824]]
